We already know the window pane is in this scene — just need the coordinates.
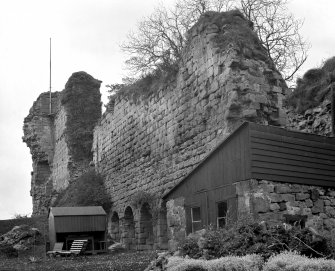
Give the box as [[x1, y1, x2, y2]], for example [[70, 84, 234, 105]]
[[218, 201, 227, 218], [192, 207, 201, 222]]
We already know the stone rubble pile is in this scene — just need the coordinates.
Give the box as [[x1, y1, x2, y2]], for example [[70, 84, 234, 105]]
[[0, 225, 42, 252], [286, 100, 332, 136]]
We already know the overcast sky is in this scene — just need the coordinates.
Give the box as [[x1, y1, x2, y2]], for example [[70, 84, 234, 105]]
[[0, 0, 334, 220]]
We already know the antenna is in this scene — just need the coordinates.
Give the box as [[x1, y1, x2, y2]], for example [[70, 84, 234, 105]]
[[49, 38, 52, 115]]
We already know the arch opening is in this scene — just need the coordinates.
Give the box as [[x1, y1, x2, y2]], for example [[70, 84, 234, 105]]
[[110, 212, 120, 242], [139, 202, 154, 250], [123, 206, 135, 249]]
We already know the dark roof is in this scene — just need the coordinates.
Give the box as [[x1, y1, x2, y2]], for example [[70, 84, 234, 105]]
[[162, 121, 335, 199], [49, 206, 106, 217]]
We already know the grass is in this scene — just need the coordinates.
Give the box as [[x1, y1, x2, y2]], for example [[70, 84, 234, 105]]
[[0, 251, 156, 271], [286, 56, 335, 113]]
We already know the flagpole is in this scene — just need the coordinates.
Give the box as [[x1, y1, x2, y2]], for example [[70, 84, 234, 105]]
[[49, 37, 52, 115]]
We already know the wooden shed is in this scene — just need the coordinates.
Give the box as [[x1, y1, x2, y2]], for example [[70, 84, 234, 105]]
[[48, 206, 107, 253], [163, 122, 335, 233]]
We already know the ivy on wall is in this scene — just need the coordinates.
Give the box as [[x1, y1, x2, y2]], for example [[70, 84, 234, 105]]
[[61, 71, 102, 161], [53, 169, 112, 212]]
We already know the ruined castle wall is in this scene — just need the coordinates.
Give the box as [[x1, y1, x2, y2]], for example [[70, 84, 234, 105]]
[[93, 12, 287, 218], [23, 72, 102, 215], [51, 106, 70, 191], [23, 92, 60, 215]]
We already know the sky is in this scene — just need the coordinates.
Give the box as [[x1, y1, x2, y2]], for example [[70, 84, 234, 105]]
[[0, 0, 334, 220]]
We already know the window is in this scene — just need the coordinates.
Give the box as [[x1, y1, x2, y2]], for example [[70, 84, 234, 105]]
[[191, 207, 202, 232], [217, 201, 227, 228]]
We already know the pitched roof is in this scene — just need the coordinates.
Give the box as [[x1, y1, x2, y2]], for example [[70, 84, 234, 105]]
[[162, 121, 335, 199], [49, 206, 106, 217]]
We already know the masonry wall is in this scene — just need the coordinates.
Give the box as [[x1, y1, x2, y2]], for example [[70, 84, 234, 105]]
[[165, 179, 335, 251], [23, 92, 60, 215], [23, 72, 102, 215], [236, 179, 335, 234], [93, 12, 287, 223], [52, 106, 70, 191]]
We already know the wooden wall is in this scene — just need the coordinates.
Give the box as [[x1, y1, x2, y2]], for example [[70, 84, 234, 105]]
[[54, 215, 106, 233], [249, 123, 335, 187], [165, 124, 250, 231]]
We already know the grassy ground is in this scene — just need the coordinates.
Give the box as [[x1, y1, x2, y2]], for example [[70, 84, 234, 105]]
[[0, 251, 156, 271]]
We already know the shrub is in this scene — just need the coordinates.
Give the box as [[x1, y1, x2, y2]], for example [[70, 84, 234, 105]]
[[322, 56, 335, 73], [180, 236, 202, 259], [181, 218, 333, 260], [106, 65, 178, 111], [53, 169, 112, 212], [166, 255, 263, 271], [286, 56, 335, 113], [263, 251, 335, 271], [0, 245, 18, 258]]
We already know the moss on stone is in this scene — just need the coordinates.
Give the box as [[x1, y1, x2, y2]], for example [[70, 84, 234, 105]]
[[61, 71, 102, 161]]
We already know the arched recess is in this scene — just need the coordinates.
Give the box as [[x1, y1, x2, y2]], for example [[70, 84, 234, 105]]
[[110, 212, 120, 242], [123, 206, 135, 249], [138, 202, 154, 250]]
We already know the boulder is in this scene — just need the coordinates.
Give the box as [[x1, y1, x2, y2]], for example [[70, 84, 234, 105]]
[[0, 224, 42, 257]]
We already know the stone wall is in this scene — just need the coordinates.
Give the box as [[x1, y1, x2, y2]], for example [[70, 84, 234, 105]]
[[23, 92, 60, 215], [165, 179, 335, 250], [236, 179, 335, 234], [166, 198, 186, 251], [93, 11, 287, 234], [51, 106, 70, 191], [23, 72, 102, 215]]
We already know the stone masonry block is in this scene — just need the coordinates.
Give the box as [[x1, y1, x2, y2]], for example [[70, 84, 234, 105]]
[[274, 184, 292, 194], [311, 199, 324, 214], [296, 193, 310, 201]]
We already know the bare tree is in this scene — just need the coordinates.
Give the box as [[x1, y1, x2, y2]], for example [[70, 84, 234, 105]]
[[122, 5, 187, 75], [121, 0, 309, 82], [239, 0, 309, 82]]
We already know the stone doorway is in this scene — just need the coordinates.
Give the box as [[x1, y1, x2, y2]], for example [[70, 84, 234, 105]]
[[110, 212, 120, 242], [138, 202, 154, 250], [123, 206, 135, 249]]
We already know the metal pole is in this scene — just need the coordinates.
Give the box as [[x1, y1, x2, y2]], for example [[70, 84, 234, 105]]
[[49, 38, 52, 115], [332, 83, 335, 136]]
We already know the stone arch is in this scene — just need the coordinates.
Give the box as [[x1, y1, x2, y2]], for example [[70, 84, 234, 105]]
[[138, 202, 154, 250], [110, 212, 120, 242], [156, 204, 168, 250], [122, 206, 136, 249]]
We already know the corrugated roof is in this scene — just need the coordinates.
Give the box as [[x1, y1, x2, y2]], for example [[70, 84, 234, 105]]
[[49, 206, 106, 217]]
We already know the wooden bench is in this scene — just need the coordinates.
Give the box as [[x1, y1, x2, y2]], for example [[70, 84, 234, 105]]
[[46, 242, 64, 257], [57, 239, 87, 256]]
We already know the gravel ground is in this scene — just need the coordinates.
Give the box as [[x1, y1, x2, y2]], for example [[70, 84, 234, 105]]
[[0, 251, 156, 271]]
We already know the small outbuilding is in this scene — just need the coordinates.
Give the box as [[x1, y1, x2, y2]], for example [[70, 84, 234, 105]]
[[48, 206, 107, 254], [163, 122, 335, 249]]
